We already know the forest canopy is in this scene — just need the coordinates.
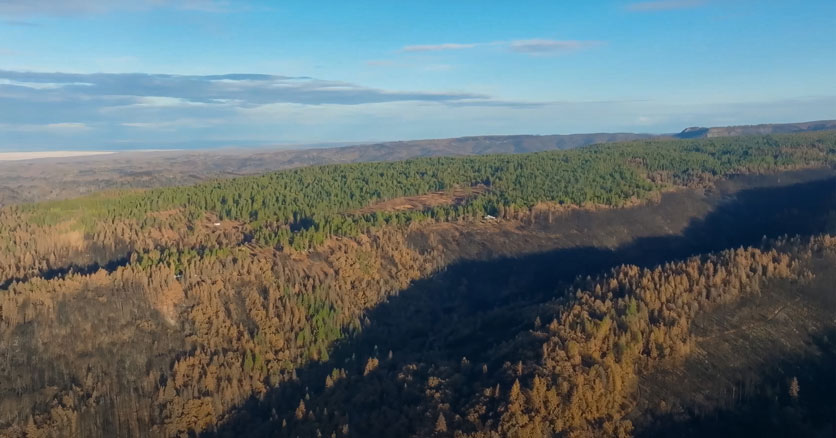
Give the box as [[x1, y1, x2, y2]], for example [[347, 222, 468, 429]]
[[7, 131, 836, 252]]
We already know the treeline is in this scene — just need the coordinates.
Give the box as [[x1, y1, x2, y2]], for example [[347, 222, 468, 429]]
[[1, 131, 834, 290], [4, 131, 835, 258]]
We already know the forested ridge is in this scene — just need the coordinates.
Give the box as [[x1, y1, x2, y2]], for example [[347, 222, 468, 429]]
[[1, 132, 835, 437], [1, 119, 830, 207], [3, 131, 835, 270]]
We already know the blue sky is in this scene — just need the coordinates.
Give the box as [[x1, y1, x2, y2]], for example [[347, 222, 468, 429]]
[[1, 0, 834, 151]]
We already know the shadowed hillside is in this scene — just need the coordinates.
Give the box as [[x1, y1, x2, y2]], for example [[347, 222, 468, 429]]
[[633, 281, 836, 437], [205, 171, 836, 438]]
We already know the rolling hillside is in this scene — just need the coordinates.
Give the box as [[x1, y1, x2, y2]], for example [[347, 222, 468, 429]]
[[1, 132, 835, 437], [2, 120, 833, 206]]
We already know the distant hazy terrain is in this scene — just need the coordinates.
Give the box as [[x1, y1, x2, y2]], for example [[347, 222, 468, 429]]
[[0, 151, 116, 162], [0, 120, 832, 206], [675, 119, 836, 139]]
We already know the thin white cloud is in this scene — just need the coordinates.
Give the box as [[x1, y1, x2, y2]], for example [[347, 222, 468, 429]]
[[0, 122, 92, 132], [121, 118, 221, 129], [1, 69, 541, 146], [128, 96, 211, 108], [399, 39, 600, 56], [0, 71, 486, 106], [508, 39, 603, 55], [0, 78, 94, 89], [626, 0, 707, 12], [46, 122, 91, 130]]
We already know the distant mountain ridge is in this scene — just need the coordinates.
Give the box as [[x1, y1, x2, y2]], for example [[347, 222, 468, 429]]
[[675, 119, 836, 139], [227, 118, 836, 169], [0, 119, 834, 206]]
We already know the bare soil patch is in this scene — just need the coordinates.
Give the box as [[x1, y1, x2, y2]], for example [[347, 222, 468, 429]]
[[351, 184, 488, 215]]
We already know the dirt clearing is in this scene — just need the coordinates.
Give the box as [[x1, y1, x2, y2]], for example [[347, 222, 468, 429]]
[[352, 184, 488, 215]]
